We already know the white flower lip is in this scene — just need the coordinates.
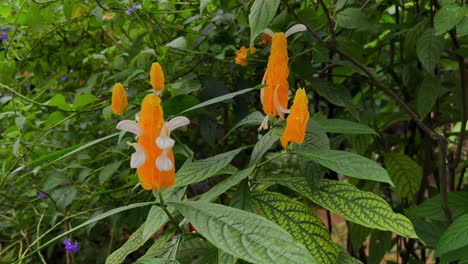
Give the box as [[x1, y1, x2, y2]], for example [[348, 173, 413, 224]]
[[166, 116, 190, 133], [274, 85, 290, 119], [116, 120, 143, 136], [156, 152, 173, 171], [285, 24, 307, 38], [263, 28, 274, 37], [156, 136, 175, 149], [127, 142, 146, 168]]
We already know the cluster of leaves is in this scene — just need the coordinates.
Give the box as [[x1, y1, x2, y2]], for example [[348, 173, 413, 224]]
[[0, 0, 467, 263]]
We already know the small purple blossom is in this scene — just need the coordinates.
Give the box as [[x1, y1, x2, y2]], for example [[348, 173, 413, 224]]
[[98, 94, 103, 99], [9, 187, 16, 193], [21, 124, 26, 130], [23, 167, 30, 172], [126, 3, 140, 15], [126, 7, 134, 15], [60, 75, 67, 82], [64, 238, 78, 253], [1, 32, 8, 41], [38, 192, 47, 199]]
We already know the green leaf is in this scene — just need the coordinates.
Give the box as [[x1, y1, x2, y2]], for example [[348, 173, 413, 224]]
[[51, 185, 77, 209], [293, 150, 393, 185], [406, 191, 468, 221], [250, 128, 281, 166], [336, 8, 369, 29], [434, 4, 465, 35], [73, 93, 99, 109], [98, 161, 122, 185], [263, 178, 418, 238], [143, 206, 168, 241], [457, 18, 468, 38], [294, 120, 330, 151], [174, 148, 243, 187], [218, 249, 237, 264], [177, 236, 217, 263], [337, 247, 363, 264], [199, 166, 255, 202], [436, 213, 468, 258], [248, 0, 281, 46], [47, 94, 73, 111], [311, 79, 359, 120], [178, 87, 258, 115], [252, 191, 338, 263], [416, 74, 443, 117], [368, 231, 392, 264], [315, 119, 377, 135], [416, 28, 445, 73], [162, 95, 199, 118], [384, 153, 422, 199], [226, 111, 265, 138], [169, 200, 317, 264], [134, 257, 179, 264]]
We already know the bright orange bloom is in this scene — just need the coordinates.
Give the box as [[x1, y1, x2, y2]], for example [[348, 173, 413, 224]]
[[235, 46, 256, 66], [150, 62, 165, 93], [280, 88, 310, 149], [111, 82, 128, 115], [261, 33, 289, 118], [137, 94, 174, 190]]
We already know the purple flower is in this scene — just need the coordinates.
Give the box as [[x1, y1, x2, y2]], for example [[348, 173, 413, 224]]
[[38, 192, 47, 199], [98, 94, 103, 99], [60, 75, 67, 82], [1, 32, 8, 41], [126, 7, 133, 15], [133, 3, 140, 10], [64, 238, 78, 253], [9, 187, 16, 193]]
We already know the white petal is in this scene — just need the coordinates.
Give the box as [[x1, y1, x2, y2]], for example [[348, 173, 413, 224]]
[[127, 142, 146, 168], [156, 136, 175, 149], [258, 115, 269, 131], [156, 152, 173, 171], [263, 28, 274, 37], [116, 120, 143, 136], [274, 85, 290, 119], [260, 88, 264, 104], [166, 116, 190, 133], [285, 24, 307, 38], [135, 112, 140, 122]]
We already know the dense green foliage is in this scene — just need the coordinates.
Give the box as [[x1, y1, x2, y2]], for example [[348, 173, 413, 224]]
[[0, 0, 467, 263]]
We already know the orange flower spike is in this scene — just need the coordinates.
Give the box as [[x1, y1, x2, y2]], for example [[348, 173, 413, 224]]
[[150, 62, 165, 93], [137, 93, 166, 190], [111, 82, 128, 115], [235, 46, 256, 66], [280, 88, 310, 149]]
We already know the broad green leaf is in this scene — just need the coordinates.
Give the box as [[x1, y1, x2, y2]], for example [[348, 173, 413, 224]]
[[177, 236, 217, 263], [252, 191, 338, 263], [434, 4, 465, 35], [199, 166, 255, 202], [143, 206, 168, 241], [51, 185, 77, 209], [134, 257, 179, 264], [336, 8, 369, 29], [337, 247, 363, 264], [412, 219, 445, 248], [139, 233, 173, 259], [368, 231, 392, 264], [178, 87, 258, 115], [416, 74, 443, 117], [436, 213, 468, 258], [384, 153, 422, 199], [98, 161, 122, 185], [218, 249, 237, 264], [348, 222, 371, 253], [169, 200, 318, 264], [21, 202, 155, 260], [73, 93, 98, 109], [406, 191, 468, 221], [174, 148, 243, 187], [229, 179, 254, 212], [166, 36, 187, 49], [249, 128, 281, 166], [228, 111, 265, 135], [248, 0, 281, 46], [293, 150, 393, 185], [457, 17, 468, 38], [315, 119, 377, 135], [416, 28, 445, 73], [262, 178, 418, 238], [162, 95, 199, 118], [47, 94, 73, 111], [311, 79, 359, 119]]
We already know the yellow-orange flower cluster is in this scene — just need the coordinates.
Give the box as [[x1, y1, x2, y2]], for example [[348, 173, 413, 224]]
[[114, 63, 189, 191], [280, 88, 310, 149], [111, 82, 128, 116], [235, 46, 256, 66]]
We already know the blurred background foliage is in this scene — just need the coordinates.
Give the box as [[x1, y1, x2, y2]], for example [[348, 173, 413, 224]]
[[0, 0, 467, 263]]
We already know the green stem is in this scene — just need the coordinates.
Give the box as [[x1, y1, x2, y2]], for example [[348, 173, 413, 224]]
[[158, 191, 183, 234]]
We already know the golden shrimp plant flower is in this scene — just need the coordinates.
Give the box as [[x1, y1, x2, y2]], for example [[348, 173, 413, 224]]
[[258, 24, 307, 131], [111, 82, 128, 115], [150, 62, 165, 94], [280, 88, 310, 149], [235, 46, 256, 66]]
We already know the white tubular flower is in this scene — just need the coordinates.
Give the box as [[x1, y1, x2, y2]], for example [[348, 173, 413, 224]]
[[156, 150, 173, 171], [116, 120, 143, 137], [127, 142, 146, 168], [156, 116, 190, 150], [285, 24, 307, 38]]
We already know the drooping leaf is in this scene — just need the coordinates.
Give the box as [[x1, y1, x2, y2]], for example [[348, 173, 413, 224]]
[[143, 206, 168, 241], [416, 28, 445, 73], [249, 128, 281, 166], [227, 111, 265, 137], [293, 149, 393, 185], [169, 200, 318, 264], [436, 213, 468, 259], [199, 166, 255, 202], [434, 4, 465, 35], [174, 148, 243, 187], [261, 178, 418, 238], [406, 191, 468, 221], [416, 74, 443, 117], [252, 191, 339, 263], [248, 0, 281, 46], [368, 230, 392, 264], [336, 8, 369, 29], [384, 153, 422, 199]]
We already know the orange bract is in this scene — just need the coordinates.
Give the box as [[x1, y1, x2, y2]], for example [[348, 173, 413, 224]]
[[235, 46, 256, 66], [111, 82, 128, 115], [137, 93, 175, 190], [262, 33, 289, 117], [150, 62, 165, 92], [280, 88, 309, 149]]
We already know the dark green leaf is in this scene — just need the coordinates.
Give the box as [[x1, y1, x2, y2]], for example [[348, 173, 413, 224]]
[[384, 153, 422, 199], [248, 0, 281, 46]]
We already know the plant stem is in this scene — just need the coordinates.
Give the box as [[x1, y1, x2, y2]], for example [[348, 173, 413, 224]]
[[157, 191, 183, 234]]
